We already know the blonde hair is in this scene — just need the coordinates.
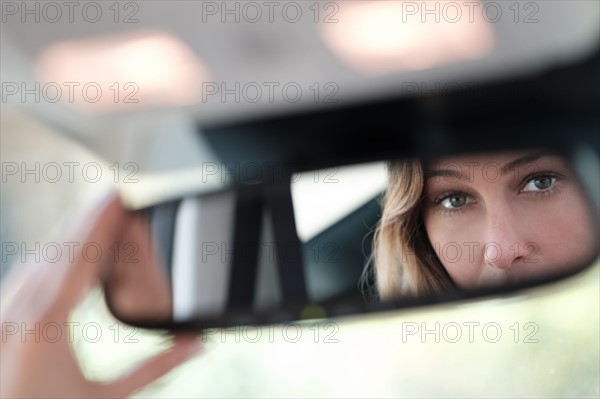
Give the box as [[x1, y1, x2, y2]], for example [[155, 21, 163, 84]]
[[365, 160, 455, 300]]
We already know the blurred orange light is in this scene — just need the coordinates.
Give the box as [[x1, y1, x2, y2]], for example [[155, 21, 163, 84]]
[[36, 30, 211, 113], [319, 1, 495, 74]]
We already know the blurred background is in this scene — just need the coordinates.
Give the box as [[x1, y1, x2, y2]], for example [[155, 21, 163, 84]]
[[2, 1, 599, 397]]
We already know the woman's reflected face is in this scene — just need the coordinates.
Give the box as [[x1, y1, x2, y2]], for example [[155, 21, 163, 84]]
[[422, 151, 598, 290]]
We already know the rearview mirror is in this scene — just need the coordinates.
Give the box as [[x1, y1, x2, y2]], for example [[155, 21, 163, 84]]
[[104, 51, 600, 329], [104, 147, 599, 329]]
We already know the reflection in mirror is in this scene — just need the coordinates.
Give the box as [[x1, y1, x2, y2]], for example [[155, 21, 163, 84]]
[[104, 211, 173, 321], [371, 150, 599, 301], [104, 149, 599, 326]]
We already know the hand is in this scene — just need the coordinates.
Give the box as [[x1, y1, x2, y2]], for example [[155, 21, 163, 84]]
[[0, 193, 201, 398]]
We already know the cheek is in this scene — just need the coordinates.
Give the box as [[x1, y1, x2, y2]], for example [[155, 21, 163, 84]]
[[423, 210, 483, 287], [528, 190, 599, 267]]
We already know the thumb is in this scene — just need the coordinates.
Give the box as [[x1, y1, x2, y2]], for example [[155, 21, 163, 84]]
[[104, 334, 202, 398]]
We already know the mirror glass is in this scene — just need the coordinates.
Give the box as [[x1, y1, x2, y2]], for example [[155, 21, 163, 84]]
[[104, 148, 600, 326]]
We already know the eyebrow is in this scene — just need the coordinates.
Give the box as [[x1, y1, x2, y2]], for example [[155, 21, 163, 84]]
[[425, 153, 547, 181], [499, 153, 544, 175]]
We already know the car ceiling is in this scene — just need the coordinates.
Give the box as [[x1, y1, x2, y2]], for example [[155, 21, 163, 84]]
[[2, 1, 599, 177]]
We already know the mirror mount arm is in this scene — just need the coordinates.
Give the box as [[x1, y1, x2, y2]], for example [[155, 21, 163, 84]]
[[227, 185, 264, 308], [226, 181, 307, 309], [265, 181, 308, 303]]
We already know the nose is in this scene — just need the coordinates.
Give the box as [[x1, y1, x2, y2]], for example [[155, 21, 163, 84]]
[[483, 204, 532, 269]]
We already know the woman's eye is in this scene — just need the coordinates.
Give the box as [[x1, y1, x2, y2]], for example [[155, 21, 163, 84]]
[[523, 176, 556, 192], [440, 194, 472, 209]]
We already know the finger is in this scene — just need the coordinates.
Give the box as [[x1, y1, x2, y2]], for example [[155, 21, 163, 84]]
[[106, 334, 202, 398], [53, 192, 133, 311], [7, 192, 132, 320]]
